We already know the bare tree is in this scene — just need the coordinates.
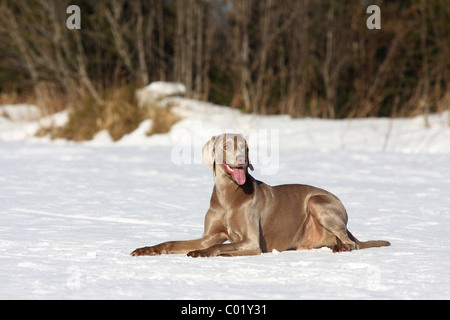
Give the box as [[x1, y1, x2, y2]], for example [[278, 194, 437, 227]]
[[320, 1, 354, 118], [133, 0, 150, 85], [283, 0, 310, 117], [1, 0, 449, 121], [173, 0, 217, 100], [0, 1, 44, 105]]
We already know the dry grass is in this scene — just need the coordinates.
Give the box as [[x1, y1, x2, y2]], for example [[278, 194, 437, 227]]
[[52, 97, 104, 141], [0, 91, 23, 105], [51, 86, 144, 142], [37, 85, 181, 142], [146, 102, 181, 136], [0, 89, 38, 107], [1, 82, 70, 116]]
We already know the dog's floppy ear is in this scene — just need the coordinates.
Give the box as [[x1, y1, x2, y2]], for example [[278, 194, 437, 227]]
[[245, 139, 254, 171], [202, 136, 217, 169]]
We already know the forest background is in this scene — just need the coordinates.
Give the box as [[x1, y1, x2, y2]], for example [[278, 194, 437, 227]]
[[0, 0, 449, 131]]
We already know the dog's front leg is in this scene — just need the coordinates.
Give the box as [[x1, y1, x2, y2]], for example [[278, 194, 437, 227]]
[[187, 239, 261, 257], [131, 209, 229, 256], [131, 239, 203, 256], [131, 233, 226, 256], [187, 208, 263, 257]]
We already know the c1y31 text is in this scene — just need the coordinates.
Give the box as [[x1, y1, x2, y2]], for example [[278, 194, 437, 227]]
[[181, 304, 267, 317]]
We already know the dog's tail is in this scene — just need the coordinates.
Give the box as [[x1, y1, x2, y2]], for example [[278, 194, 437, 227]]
[[348, 231, 391, 250]]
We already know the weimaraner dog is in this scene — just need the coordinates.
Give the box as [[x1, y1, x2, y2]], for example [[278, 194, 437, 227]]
[[131, 133, 390, 257]]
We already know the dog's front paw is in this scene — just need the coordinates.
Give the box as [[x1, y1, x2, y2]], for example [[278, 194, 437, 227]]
[[131, 246, 161, 256], [187, 248, 217, 258]]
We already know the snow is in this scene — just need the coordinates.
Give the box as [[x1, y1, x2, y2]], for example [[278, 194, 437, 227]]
[[135, 82, 186, 108], [0, 104, 41, 121], [1, 96, 450, 299], [143, 81, 186, 96]]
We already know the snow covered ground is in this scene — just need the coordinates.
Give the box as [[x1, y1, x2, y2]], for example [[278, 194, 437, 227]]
[[1, 99, 450, 299]]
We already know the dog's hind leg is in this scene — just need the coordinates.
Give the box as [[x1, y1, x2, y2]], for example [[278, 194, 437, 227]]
[[307, 194, 357, 252]]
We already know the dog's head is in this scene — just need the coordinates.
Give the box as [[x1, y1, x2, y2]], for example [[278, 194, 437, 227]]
[[202, 133, 254, 185]]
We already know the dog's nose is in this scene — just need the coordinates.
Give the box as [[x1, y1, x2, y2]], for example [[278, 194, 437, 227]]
[[236, 155, 246, 166]]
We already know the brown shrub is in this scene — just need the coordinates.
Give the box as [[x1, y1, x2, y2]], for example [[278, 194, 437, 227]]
[[43, 86, 180, 142]]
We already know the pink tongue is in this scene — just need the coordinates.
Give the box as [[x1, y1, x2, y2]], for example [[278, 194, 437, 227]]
[[232, 168, 246, 185]]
